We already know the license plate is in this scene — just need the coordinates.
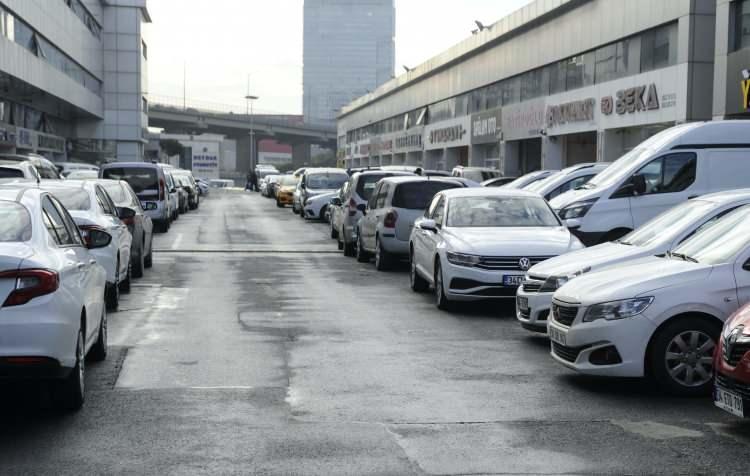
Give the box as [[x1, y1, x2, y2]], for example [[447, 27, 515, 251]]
[[549, 326, 567, 346], [503, 275, 524, 286], [517, 296, 529, 312], [715, 386, 745, 417]]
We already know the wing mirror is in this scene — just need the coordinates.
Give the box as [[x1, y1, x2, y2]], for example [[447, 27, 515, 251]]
[[82, 227, 112, 249], [419, 219, 438, 232], [331, 197, 342, 206], [743, 258, 750, 272], [117, 207, 136, 220], [632, 174, 647, 195]]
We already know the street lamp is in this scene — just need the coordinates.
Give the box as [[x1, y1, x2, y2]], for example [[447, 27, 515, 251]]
[[245, 94, 259, 171]]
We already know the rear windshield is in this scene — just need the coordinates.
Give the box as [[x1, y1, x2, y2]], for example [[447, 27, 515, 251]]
[[103, 183, 129, 205], [0, 201, 32, 242], [0, 167, 24, 179], [279, 176, 298, 186], [464, 170, 501, 182], [392, 182, 461, 210], [307, 173, 349, 190], [356, 174, 388, 200], [102, 167, 158, 194], [50, 189, 91, 211]]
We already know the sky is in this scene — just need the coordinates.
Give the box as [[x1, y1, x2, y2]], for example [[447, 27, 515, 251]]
[[145, 0, 533, 115]]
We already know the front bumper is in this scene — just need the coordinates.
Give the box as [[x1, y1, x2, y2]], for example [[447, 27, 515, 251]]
[[442, 260, 523, 301], [516, 289, 554, 333], [277, 193, 294, 205]]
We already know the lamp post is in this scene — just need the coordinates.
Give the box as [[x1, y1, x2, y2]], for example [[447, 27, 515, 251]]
[[245, 94, 259, 171]]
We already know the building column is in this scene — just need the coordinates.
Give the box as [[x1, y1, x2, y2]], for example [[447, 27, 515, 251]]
[[597, 129, 625, 163], [236, 136, 253, 173], [423, 149, 442, 170], [499, 141, 520, 177], [292, 142, 311, 169], [542, 136, 563, 170]]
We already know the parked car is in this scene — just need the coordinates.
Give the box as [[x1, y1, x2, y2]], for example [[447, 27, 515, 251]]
[[168, 172, 189, 215], [298, 169, 349, 219], [98, 179, 154, 278], [0, 153, 62, 179], [548, 205, 750, 395], [100, 162, 174, 233], [262, 175, 282, 198], [275, 175, 298, 208], [451, 166, 503, 182], [66, 170, 100, 180], [292, 180, 304, 214], [0, 161, 41, 182], [196, 178, 210, 196], [330, 170, 414, 257], [523, 163, 610, 201], [54, 162, 99, 178], [302, 190, 339, 221], [410, 188, 584, 310], [172, 170, 200, 210], [517, 190, 750, 333], [357, 177, 465, 270], [501, 170, 557, 189], [0, 186, 109, 411], [39, 181, 133, 311], [714, 303, 750, 418], [550, 121, 750, 246], [482, 177, 518, 187]]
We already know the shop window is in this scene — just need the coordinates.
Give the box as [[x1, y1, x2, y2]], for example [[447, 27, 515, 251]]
[[501, 77, 520, 105], [565, 53, 594, 91], [736, 0, 750, 51], [547, 61, 567, 95], [521, 68, 549, 101], [641, 23, 678, 72]]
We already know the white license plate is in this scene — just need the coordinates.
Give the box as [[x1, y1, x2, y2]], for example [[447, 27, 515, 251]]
[[503, 275, 524, 286], [715, 386, 745, 417], [549, 326, 567, 346], [517, 296, 529, 312]]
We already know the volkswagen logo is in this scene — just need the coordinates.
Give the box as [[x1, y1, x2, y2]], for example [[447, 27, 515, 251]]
[[519, 257, 531, 271]]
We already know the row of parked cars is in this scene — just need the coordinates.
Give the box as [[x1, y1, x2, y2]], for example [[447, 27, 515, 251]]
[[0, 154, 208, 411], [265, 121, 750, 418]]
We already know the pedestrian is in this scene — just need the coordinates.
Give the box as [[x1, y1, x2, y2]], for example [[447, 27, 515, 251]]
[[246, 170, 258, 192]]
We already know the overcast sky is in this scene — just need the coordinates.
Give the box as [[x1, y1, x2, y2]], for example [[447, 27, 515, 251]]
[[145, 0, 533, 115]]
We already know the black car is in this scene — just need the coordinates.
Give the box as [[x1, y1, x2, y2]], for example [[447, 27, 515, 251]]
[[173, 171, 200, 210], [98, 179, 155, 278]]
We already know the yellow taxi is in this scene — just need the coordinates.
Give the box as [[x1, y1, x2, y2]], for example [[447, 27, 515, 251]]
[[275, 175, 299, 207]]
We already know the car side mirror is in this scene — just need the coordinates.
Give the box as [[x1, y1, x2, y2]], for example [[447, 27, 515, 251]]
[[331, 197, 342, 206], [632, 174, 647, 196], [743, 258, 750, 272], [83, 227, 112, 249], [117, 207, 136, 220], [170, 187, 177, 194], [420, 219, 438, 232], [357, 204, 367, 215]]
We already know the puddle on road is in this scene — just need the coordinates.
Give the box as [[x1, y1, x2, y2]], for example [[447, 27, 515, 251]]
[[611, 420, 704, 440]]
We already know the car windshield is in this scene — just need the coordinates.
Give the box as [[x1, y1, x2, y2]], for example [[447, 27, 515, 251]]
[[102, 167, 158, 194], [356, 174, 388, 200], [0, 167, 24, 179], [620, 200, 717, 247], [524, 173, 559, 193], [671, 205, 750, 265], [103, 183, 129, 205], [49, 188, 91, 211], [504, 172, 545, 189], [463, 170, 501, 182], [447, 196, 561, 228], [392, 181, 461, 210], [0, 201, 32, 242], [279, 176, 298, 186], [307, 173, 349, 190]]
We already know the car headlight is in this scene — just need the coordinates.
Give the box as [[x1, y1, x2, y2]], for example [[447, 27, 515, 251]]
[[539, 276, 569, 293], [305, 199, 314, 206], [559, 199, 598, 220], [446, 252, 481, 267], [583, 297, 654, 322]]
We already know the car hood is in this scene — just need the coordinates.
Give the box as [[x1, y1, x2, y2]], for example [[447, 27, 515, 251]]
[[443, 227, 579, 256], [306, 189, 337, 197], [548, 188, 600, 211], [307, 191, 337, 204], [528, 242, 657, 278], [555, 257, 712, 304]]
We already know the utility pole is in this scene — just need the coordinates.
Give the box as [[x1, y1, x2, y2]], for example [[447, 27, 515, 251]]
[[244, 75, 259, 173]]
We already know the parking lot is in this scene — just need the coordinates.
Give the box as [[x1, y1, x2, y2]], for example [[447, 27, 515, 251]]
[[0, 188, 748, 475]]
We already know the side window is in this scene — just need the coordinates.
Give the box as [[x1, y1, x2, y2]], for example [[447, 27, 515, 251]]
[[127, 186, 143, 212], [432, 197, 446, 225], [376, 184, 389, 209], [548, 175, 596, 200], [426, 194, 442, 217], [95, 187, 115, 215], [635, 153, 697, 195], [42, 197, 73, 246], [51, 197, 84, 247], [368, 183, 381, 209]]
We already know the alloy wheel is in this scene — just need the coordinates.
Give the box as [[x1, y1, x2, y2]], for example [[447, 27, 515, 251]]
[[664, 330, 715, 388]]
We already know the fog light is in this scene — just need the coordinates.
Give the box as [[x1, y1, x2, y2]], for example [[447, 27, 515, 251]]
[[588, 346, 622, 365]]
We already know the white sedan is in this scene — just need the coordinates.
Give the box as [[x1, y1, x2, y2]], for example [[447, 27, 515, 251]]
[[302, 190, 338, 221], [0, 186, 109, 411], [548, 205, 750, 395], [39, 181, 133, 311], [409, 188, 584, 310]]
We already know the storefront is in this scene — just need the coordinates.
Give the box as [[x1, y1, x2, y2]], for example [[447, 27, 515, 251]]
[[0, 124, 15, 154], [500, 99, 545, 176], [470, 108, 502, 168], [423, 116, 470, 171], [393, 127, 423, 166]]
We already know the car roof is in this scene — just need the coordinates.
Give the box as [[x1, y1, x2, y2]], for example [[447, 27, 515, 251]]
[[100, 162, 162, 169], [440, 187, 542, 199], [355, 170, 413, 178], [305, 168, 348, 175], [379, 176, 467, 186], [696, 189, 750, 204], [453, 166, 501, 171]]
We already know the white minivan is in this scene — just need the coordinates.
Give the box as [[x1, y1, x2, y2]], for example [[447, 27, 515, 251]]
[[549, 121, 750, 246]]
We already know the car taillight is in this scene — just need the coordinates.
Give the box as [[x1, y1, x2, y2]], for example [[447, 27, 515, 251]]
[[79, 225, 107, 248], [0, 269, 59, 307], [348, 198, 357, 216], [159, 178, 166, 201], [384, 209, 398, 228]]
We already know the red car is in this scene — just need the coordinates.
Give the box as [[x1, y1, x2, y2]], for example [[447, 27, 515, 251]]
[[714, 303, 750, 418]]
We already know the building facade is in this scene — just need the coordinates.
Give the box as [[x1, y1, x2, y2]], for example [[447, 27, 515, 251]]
[[0, 0, 150, 163], [303, 0, 395, 124], [337, 0, 734, 176]]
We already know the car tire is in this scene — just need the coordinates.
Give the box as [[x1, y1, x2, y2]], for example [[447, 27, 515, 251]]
[[434, 260, 453, 311], [300, 209, 307, 220], [375, 237, 392, 271], [132, 244, 145, 279], [320, 205, 328, 223], [649, 317, 720, 396], [119, 261, 132, 294], [356, 233, 370, 263], [144, 238, 153, 269], [410, 251, 429, 293], [277, 199, 284, 208], [88, 304, 107, 362], [52, 329, 85, 412], [105, 278, 119, 312]]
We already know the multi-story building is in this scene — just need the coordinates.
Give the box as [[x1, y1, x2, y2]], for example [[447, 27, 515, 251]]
[[0, 0, 150, 163], [337, 0, 742, 176], [303, 0, 395, 124]]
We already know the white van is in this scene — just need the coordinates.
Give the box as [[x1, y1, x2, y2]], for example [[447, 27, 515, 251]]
[[549, 121, 750, 246]]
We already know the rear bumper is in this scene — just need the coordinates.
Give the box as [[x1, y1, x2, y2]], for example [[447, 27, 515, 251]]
[[380, 235, 409, 256]]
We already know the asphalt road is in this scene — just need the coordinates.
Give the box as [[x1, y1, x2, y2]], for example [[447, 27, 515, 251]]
[[1, 188, 749, 475]]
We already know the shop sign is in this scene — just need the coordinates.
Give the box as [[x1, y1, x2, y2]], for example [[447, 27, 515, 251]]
[[601, 84, 660, 116], [546, 98, 596, 128], [501, 99, 546, 141], [37, 133, 65, 153], [424, 117, 470, 150], [742, 70, 750, 111], [16, 127, 35, 149], [192, 144, 220, 179], [471, 108, 502, 144], [394, 130, 423, 152]]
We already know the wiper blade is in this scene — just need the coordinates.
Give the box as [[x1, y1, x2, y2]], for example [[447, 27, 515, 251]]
[[671, 252, 699, 263], [615, 240, 633, 246], [576, 183, 596, 190]]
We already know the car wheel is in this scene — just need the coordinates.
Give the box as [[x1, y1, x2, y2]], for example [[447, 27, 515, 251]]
[[119, 260, 132, 294], [331, 222, 339, 239], [410, 251, 429, 293], [375, 237, 392, 271], [88, 304, 107, 362], [144, 238, 153, 269], [132, 243, 145, 279], [105, 267, 119, 312], [52, 329, 85, 412], [356, 233, 370, 263], [320, 205, 329, 223], [300, 208, 307, 220], [434, 260, 453, 311], [276, 199, 284, 208], [649, 317, 720, 396]]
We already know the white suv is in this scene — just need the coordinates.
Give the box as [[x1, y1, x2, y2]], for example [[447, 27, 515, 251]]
[[548, 205, 750, 395]]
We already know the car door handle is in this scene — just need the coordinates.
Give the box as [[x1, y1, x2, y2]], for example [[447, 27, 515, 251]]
[[688, 195, 699, 200]]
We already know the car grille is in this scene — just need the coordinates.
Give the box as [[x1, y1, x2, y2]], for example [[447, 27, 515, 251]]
[[723, 341, 750, 367], [552, 303, 578, 327], [475, 256, 554, 271], [551, 342, 586, 363], [522, 281, 543, 293], [716, 373, 750, 400]]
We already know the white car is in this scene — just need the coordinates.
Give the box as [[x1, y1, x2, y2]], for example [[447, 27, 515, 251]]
[[523, 163, 610, 201], [302, 190, 338, 221], [39, 181, 133, 311], [0, 161, 41, 182], [548, 205, 750, 395], [500, 170, 557, 189], [409, 188, 584, 310], [518, 190, 750, 333], [0, 186, 109, 411], [66, 170, 100, 180], [54, 161, 99, 178], [298, 169, 350, 219]]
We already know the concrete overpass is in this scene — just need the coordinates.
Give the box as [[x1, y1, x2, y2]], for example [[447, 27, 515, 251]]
[[148, 102, 338, 172]]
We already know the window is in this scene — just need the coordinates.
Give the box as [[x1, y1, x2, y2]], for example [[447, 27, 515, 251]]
[[547, 61, 567, 94], [42, 196, 73, 245], [641, 23, 678, 72], [447, 197, 561, 228], [392, 182, 460, 210], [96, 186, 116, 215], [375, 184, 389, 209], [565, 53, 595, 90], [52, 197, 84, 247], [501, 77, 520, 105], [548, 175, 595, 200], [737, 0, 750, 51], [102, 167, 159, 195], [368, 183, 382, 209], [51, 188, 91, 211], [521, 69, 549, 101], [635, 153, 697, 195], [0, 167, 24, 179], [431, 196, 446, 226]]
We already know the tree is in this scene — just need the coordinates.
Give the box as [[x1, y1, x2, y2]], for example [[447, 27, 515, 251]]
[[159, 139, 184, 157]]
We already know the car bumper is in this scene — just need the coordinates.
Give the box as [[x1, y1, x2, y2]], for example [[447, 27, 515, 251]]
[[144, 204, 169, 222], [277, 193, 294, 205], [547, 314, 656, 377], [92, 242, 118, 284], [379, 235, 409, 256], [442, 261, 523, 301], [516, 289, 554, 333]]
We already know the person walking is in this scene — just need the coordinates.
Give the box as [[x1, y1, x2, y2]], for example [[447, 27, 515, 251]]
[[247, 170, 258, 192]]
